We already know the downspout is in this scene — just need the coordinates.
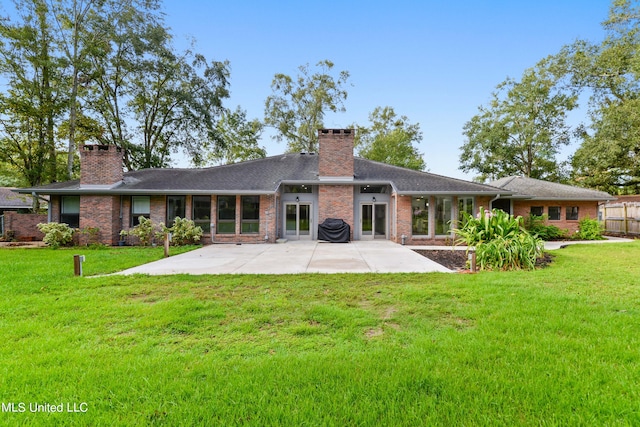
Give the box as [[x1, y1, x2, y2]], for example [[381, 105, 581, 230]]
[[490, 193, 501, 210]]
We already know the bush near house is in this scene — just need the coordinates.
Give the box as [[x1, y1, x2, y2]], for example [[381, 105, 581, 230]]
[[122, 216, 203, 246], [524, 214, 567, 240], [577, 217, 604, 240], [453, 207, 544, 271], [36, 222, 75, 249]]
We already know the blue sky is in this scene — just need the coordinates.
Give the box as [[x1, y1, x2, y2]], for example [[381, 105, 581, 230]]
[[162, 0, 611, 179]]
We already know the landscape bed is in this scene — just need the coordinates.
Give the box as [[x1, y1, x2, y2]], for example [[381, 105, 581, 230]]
[[0, 243, 639, 425]]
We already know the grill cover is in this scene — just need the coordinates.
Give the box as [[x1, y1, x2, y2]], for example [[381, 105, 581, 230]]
[[317, 218, 351, 243]]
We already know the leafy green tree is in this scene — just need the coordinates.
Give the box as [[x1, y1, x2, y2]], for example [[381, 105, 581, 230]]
[[264, 60, 350, 153], [460, 63, 578, 182], [354, 106, 425, 170], [0, 0, 67, 196], [206, 106, 265, 165], [563, 0, 640, 193]]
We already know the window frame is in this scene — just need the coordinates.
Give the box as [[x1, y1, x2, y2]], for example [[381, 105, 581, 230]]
[[131, 196, 151, 226], [411, 196, 430, 237], [193, 196, 212, 233], [217, 195, 236, 234], [435, 196, 453, 236], [166, 195, 186, 226], [566, 206, 579, 221], [241, 195, 260, 234], [548, 206, 561, 221], [530, 206, 544, 217], [60, 196, 80, 228]]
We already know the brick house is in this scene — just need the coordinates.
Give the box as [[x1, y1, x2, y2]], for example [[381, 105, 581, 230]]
[[488, 176, 615, 234], [16, 129, 613, 245]]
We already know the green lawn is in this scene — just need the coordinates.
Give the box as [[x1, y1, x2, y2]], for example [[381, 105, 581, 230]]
[[1, 243, 639, 426]]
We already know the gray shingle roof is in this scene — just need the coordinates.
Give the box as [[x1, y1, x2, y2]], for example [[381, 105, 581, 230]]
[[489, 176, 614, 201], [18, 154, 504, 196], [0, 187, 32, 208]]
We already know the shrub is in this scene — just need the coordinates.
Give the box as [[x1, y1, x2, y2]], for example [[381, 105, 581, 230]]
[[453, 207, 544, 271], [122, 217, 160, 246], [578, 217, 604, 240], [166, 217, 203, 246], [523, 215, 566, 240], [37, 222, 75, 249]]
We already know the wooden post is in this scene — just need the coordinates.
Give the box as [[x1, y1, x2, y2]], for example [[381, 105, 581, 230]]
[[164, 232, 170, 258], [468, 252, 477, 273], [624, 203, 628, 235], [74, 254, 81, 276]]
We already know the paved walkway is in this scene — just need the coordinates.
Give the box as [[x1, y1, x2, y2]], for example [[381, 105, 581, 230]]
[[116, 241, 453, 275], [113, 236, 634, 276]]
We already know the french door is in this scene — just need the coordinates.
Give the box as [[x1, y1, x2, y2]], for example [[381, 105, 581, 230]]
[[360, 203, 387, 239], [285, 203, 312, 240]]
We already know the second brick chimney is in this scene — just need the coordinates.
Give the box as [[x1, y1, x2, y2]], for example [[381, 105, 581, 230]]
[[80, 144, 124, 187], [318, 129, 354, 180]]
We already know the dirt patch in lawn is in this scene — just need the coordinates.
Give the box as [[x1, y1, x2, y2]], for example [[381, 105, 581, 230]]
[[414, 249, 555, 271]]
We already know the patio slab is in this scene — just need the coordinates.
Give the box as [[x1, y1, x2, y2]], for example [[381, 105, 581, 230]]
[[115, 240, 452, 275]]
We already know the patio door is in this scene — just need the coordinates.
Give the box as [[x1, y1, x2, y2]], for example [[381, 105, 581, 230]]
[[285, 203, 312, 240], [360, 203, 387, 240]]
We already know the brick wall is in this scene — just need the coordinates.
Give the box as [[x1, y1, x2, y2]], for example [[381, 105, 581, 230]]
[[2, 212, 47, 241], [318, 129, 354, 178], [80, 144, 123, 186], [79, 195, 120, 245], [318, 185, 354, 240], [513, 200, 598, 234]]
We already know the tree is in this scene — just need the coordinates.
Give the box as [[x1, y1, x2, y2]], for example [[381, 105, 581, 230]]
[[206, 106, 265, 165], [264, 60, 350, 153], [460, 63, 578, 182], [563, 0, 640, 193], [0, 0, 67, 198], [354, 106, 426, 170]]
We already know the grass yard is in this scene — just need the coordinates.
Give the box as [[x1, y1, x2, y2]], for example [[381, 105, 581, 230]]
[[0, 243, 639, 426]]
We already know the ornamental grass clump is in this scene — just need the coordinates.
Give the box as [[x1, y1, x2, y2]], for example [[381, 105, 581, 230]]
[[453, 207, 544, 271]]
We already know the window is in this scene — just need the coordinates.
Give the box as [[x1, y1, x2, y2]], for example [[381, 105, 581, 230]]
[[530, 206, 544, 217], [217, 196, 236, 234], [458, 197, 474, 224], [167, 196, 186, 226], [131, 196, 150, 226], [566, 206, 579, 221], [412, 197, 429, 236], [193, 196, 211, 233], [548, 206, 561, 221], [360, 185, 387, 193], [284, 185, 312, 193], [241, 196, 260, 234], [61, 196, 80, 228], [435, 196, 452, 235]]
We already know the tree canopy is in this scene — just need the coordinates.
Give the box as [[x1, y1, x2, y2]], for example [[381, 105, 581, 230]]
[[460, 63, 578, 182], [264, 60, 350, 153], [355, 106, 426, 171], [564, 0, 640, 193]]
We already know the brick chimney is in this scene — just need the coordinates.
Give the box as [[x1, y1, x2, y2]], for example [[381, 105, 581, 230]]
[[318, 129, 354, 180], [80, 144, 124, 187]]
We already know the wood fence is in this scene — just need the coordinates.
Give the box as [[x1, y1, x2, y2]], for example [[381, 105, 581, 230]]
[[602, 202, 640, 235]]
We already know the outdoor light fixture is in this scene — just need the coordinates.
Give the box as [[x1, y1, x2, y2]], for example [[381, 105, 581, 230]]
[[296, 196, 299, 202], [372, 197, 376, 203]]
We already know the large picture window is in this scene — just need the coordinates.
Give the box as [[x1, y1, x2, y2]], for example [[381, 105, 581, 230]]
[[61, 196, 80, 228], [193, 196, 211, 233], [167, 196, 186, 226], [435, 196, 452, 235], [241, 196, 260, 234], [217, 196, 236, 234], [131, 196, 150, 226], [411, 196, 429, 236]]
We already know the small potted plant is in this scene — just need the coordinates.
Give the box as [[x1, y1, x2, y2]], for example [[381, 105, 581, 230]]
[[118, 229, 128, 246]]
